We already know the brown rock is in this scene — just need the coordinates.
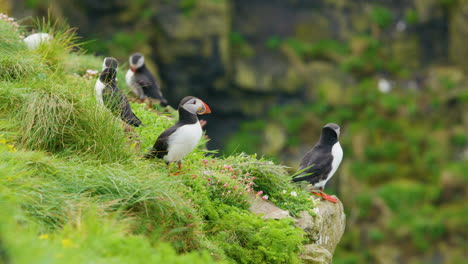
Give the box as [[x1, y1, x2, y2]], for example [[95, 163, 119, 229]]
[[248, 195, 290, 220]]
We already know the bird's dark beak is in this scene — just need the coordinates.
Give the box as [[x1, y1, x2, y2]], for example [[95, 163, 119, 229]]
[[198, 101, 211, 115], [131, 66, 136, 73]]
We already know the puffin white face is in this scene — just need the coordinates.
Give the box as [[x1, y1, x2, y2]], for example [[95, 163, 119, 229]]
[[129, 53, 144, 72], [180, 97, 211, 115], [324, 123, 340, 138]]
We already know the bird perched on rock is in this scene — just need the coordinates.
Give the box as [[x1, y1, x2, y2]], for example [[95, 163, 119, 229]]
[[125, 53, 168, 107], [144, 96, 211, 169], [292, 123, 343, 203], [97, 67, 143, 127]]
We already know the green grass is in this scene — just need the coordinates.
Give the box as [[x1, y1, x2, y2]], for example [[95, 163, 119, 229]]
[[0, 17, 313, 263]]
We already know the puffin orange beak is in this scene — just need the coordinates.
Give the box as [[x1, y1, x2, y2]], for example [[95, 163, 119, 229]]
[[199, 101, 211, 114], [131, 66, 136, 73]]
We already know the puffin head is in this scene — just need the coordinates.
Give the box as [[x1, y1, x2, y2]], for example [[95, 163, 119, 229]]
[[179, 96, 211, 115], [323, 123, 340, 138], [129, 53, 144, 73], [102, 57, 118, 70], [99, 67, 117, 84]]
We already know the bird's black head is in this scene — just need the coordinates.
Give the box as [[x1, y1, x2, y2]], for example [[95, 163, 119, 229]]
[[102, 57, 118, 70], [179, 96, 211, 115], [99, 67, 117, 84], [320, 123, 341, 144], [129, 53, 144, 72]]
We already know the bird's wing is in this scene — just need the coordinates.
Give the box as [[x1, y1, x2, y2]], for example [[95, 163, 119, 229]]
[[118, 91, 142, 127], [136, 71, 167, 104], [102, 86, 121, 115], [103, 85, 142, 127], [144, 124, 180, 159], [292, 145, 333, 184]]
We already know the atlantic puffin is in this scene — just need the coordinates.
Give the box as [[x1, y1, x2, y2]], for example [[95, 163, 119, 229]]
[[144, 96, 211, 169], [98, 67, 143, 127], [125, 53, 168, 106], [95, 57, 119, 105], [292, 123, 343, 203], [102, 57, 118, 70]]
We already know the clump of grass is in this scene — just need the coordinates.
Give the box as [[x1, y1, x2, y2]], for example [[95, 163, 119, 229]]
[[210, 206, 305, 264], [222, 153, 315, 215], [0, 20, 44, 81], [0, 15, 318, 264], [15, 76, 134, 162], [31, 15, 82, 70]]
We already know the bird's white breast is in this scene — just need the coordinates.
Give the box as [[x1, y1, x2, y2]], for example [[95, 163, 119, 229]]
[[165, 122, 203, 163], [328, 142, 343, 180], [94, 79, 105, 105], [315, 142, 343, 189], [125, 69, 145, 99], [125, 69, 134, 86]]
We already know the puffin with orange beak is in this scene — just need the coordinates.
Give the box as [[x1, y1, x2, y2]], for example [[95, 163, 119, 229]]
[[144, 96, 211, 170], [125, 53, 168, 106]]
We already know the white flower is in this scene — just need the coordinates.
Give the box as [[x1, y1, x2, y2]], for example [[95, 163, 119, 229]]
[[313, 207, 320, 215], [282, 190, 286, 194], [290, 191, 297, 197]]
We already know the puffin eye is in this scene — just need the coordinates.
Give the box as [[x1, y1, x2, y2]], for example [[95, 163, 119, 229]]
[[193, 100, 196, 104]]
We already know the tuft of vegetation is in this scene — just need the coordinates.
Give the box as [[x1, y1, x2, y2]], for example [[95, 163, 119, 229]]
[[0, 16, 313, 263]]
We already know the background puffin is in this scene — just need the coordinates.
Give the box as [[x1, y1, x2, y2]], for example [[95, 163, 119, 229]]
[[292, 123, 343, 203], [144, 96, 211, 169], [23, 33, 51, 50], [95, 57, 118, 105], [125, 53, 168, 107], [98, 67, 143, 127]]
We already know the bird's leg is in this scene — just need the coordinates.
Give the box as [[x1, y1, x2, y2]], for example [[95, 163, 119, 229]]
[[172, 161, 182, 176], [310, 187, 338, 203], [147, 99, 153, 110], [311, 187, 323, 197], [319, 187, 338, 203]]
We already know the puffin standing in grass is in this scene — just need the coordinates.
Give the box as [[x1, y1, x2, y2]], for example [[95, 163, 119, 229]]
[[102, 57, 118, 70], [98, 67, 143, 127], [292, 123, 343, 203], [144, 96, 211, 169], [125, 53, 168, 107], [95, 57, 119, 105]]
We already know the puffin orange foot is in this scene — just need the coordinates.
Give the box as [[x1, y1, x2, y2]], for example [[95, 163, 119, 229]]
[[311, 191, 323, 197], [321, 193, 338, 203]]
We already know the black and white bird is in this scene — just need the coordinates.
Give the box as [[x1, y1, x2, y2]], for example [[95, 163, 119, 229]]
[[292, 123, 343, 203], [144, 96, 211, 169], [102, 57, 118, 70], [95, 57, 119, 105], [125, 53, 168, 106], [97, 67, 143, 127]]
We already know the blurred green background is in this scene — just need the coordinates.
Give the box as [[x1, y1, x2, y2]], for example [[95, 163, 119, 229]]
[[5, 0, 467, 263]]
